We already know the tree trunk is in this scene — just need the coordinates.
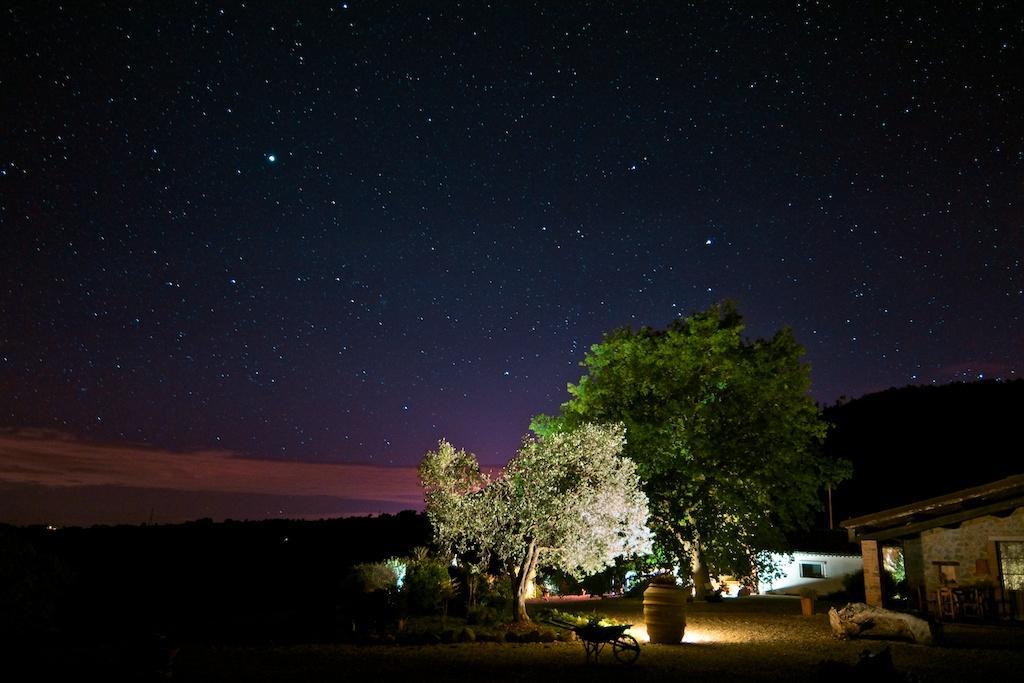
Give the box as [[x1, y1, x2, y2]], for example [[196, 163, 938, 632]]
[[467, 572, 478, 609], [671, 526, 711, 600], [690, 536, 711, 600], [511, 540, 540, 622]]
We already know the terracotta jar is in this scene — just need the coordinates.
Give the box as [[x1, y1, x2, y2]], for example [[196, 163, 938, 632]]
[[643, 580, 687, 643]]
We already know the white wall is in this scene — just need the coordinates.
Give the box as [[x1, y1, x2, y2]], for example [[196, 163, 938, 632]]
[[758, 552, 863, 595]]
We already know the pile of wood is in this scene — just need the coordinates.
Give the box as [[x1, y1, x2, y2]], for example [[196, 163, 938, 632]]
[[828, 602, 933, 645]]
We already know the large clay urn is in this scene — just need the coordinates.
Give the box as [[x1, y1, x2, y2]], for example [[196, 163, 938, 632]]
[[643, 576, 687, 643]]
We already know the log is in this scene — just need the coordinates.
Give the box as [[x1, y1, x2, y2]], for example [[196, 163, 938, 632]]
[[828, 602, 933, 645]]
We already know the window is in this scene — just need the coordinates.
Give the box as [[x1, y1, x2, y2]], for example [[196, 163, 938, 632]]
[[799, 562, 825, 579], [998, 541, 1024, 591]]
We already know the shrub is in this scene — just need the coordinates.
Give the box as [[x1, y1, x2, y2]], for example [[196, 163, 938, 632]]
[[404, 554, 451, 614], [478, 572, 512, 611], [0, 528, 69, 636], [466, 605, 498, 625], [350, 561, 399, 593], [842, 569, 866, 602], [341, 562, 402, 637]]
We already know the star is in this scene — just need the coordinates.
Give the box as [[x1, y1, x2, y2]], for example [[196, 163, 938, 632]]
[[2, 0, 1018, 494]]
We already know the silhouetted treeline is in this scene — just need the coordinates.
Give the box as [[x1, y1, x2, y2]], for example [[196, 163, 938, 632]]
[[823, 379, 1024, 521], [0, 511, 429, 645], [5, 380, 1021, 647]]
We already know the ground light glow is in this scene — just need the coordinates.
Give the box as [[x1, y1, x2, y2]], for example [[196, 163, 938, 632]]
[[624, 624, 735, 645], [682, 627, 721, 644], [625, 625, 649, 643]]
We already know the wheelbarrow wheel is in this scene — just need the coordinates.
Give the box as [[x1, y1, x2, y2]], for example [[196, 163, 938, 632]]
[[612, 634, 640, 664]]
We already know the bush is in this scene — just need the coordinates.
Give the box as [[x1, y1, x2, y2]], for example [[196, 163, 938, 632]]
[[404, 554, 451, 615], [466, 605, 498, 625], [477, 573, 512, 611], [842, 569, 866, 602], [350, 561, 399, 593], [0, 528, 69, 637]]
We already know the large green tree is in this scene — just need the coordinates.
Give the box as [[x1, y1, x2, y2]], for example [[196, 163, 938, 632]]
[[532, 303, 847, 597], [419, 423, 650, 622]]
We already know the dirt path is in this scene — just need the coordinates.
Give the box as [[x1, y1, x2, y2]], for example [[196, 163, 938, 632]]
[[172, 597, 1024, 682]]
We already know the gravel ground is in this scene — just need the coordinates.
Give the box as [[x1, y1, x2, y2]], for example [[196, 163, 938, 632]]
[[164, 597, 1024, 682]]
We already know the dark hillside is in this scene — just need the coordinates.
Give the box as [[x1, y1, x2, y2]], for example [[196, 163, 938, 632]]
[[823, 380, 1024, 521], [1, 511, 429, 644]]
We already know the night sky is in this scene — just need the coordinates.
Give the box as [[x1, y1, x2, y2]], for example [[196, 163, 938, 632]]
[[2, 2, 1021, 522]]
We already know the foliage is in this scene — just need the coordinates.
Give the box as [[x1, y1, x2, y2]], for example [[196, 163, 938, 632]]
[[539, 551, 653, 596], [465, 604, 499, 626], [650, 572, 679, 586], [533, 607, 622, 628], [881, 546, 909, 603], [0, 527, 68, 636], [350, 561, 399, 593], [419, 423, 651, 621], [532, 302, 849, 587], [386, 557, 408, 589], [417, 442, 490, 566], [752, 551, 789, 587], [842, 569, 867, 602], [404, 550, 452, 615], [477, 572, 511, 607], [882, 546, 906, 584]]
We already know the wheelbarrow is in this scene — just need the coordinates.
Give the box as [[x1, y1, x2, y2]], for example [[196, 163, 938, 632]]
[[546, 617, 640, 664]]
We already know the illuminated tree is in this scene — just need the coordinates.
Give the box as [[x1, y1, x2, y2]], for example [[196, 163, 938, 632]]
[[419, 423, 650, 622], [532, 302, 847, 597]]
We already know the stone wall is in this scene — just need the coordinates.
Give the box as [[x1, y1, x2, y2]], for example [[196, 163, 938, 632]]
[[919, 506, 1024, 601]]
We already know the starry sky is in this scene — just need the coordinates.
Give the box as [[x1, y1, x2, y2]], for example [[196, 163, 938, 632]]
[[1, 2, 1021, 522]]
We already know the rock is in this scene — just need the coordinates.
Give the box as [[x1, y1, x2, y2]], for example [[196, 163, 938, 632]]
[[829, 602, 933, 645], [556, 630, 578, 642]]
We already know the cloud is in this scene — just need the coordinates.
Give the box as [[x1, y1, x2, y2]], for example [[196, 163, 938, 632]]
[[0, 429, 424, 525]]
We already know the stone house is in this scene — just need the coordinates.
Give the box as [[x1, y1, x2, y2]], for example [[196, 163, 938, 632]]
[[842, 474, 1024, 621]]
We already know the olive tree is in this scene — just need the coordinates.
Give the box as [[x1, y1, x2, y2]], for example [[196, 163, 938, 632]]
[[419, 423, 650, 622]]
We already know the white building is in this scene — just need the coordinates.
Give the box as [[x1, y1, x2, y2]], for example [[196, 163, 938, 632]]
[[757, 550, 862, 595]]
